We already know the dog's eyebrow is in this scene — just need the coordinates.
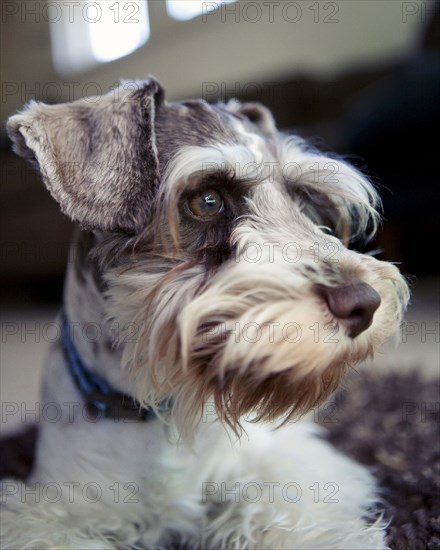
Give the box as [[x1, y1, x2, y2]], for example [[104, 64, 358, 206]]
[[162, 144, 268, 194]]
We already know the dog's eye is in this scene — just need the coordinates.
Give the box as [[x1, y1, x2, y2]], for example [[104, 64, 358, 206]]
[[187, 189, 224, 218]]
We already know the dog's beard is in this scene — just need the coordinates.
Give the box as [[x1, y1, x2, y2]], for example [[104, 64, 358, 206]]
[[105, 225, 408, 438]]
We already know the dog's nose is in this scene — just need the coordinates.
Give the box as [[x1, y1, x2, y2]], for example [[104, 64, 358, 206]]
[[324, 283, 381, 338]]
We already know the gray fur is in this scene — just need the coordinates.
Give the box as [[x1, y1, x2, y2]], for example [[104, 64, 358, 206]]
[[6, 77, 164, 232]]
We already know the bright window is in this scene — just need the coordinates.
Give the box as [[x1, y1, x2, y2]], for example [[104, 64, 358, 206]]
[[49, 0, 238, 76], [167, 0, 237, 21], [49, 1, 150, 75], [89, 1, 150, 63]]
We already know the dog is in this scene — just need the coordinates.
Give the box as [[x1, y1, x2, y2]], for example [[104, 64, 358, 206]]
[[1, 76, 409, 549]]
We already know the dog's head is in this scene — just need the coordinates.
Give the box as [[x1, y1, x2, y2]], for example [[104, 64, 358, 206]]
[[7, 77, 409, 434]]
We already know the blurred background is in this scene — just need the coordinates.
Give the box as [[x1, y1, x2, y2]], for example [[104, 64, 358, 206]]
[[1, 0, 439, 433]]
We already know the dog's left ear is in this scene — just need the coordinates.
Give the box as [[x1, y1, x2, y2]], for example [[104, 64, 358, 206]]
[[6, 77, 165, 233], [226, 99, 276, 136]]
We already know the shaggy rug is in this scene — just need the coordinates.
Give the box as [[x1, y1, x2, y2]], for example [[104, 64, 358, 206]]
[[1, 371, 439, 549], [322, 371, 440, 549]]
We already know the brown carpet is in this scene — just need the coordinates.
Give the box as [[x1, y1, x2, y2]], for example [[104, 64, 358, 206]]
[[1, 371, 439, 549]]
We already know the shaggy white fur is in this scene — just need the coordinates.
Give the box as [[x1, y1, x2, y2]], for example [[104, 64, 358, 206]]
[[1, 378, 388, 549]]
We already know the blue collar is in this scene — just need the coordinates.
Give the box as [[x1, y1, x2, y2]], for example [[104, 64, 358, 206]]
[[61, 312, 160, 422]]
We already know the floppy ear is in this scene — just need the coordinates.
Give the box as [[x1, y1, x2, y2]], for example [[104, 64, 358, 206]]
[[6, 77, 165, 233], [226, 99, 276, 136]]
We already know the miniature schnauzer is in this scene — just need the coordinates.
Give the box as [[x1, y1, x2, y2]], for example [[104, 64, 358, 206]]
[[1, 77, 409, 549]]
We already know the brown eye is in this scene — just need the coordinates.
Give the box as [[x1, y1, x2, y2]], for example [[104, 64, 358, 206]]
[[187, 189, 223, 218]]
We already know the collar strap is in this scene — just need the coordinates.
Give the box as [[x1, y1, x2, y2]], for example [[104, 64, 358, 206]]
[[61, 312, 162, 422]]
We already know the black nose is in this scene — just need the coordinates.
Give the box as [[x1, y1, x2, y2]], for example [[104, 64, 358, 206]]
[[324, 283, 381, 338]]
